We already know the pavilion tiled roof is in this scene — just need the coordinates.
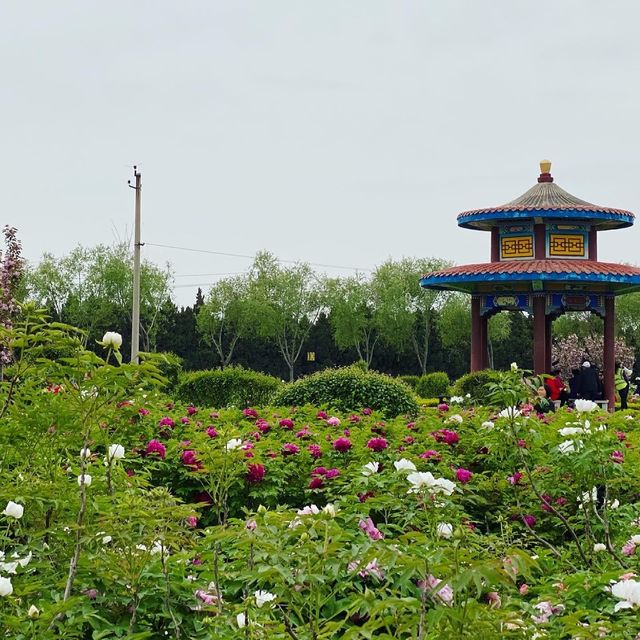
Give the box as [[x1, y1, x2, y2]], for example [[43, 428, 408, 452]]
[[422, 260, 640, 280]]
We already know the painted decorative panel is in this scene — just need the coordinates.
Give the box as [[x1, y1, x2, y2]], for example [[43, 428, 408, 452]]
[[501, 235, 534, 259], [548, 233, 586, 257]]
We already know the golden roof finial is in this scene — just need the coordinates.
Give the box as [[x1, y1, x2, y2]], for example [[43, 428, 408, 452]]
[[540, 159, 552, 174]]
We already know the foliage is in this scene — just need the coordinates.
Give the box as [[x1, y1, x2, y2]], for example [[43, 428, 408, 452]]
[[416, 371, 451, 398], [272, 365, 419, 417], [399, 374, 420, 390], [139, 351, 183, 391], [176, 366, 281, 408], [453, 369, 503, 403], [0, 226, 24, 365]]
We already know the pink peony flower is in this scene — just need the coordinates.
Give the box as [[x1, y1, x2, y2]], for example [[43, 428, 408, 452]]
[[138, 408, 150, 416], [419, 450, 442, 462], [404, 435, 415, 444], [246, 463, 266, 484], [308, 444, 322, 458], [521, 514, 536, 529], [422, 575, 453, 605], [611, 450, 624, 464], [311, 466, 328, 476], [517, 439, 527, 448], [181, 417, 190, 424], [145, 439, 166, 459], [206, 427, 218, 438], [181, 450, 202, 470], [616, 431, 627, 441], [358, 517, 384, 540], [279, 418, 294, 429], [246, 519, 257, 531], [256, 419, 271, 433], [308, 477, 324, 490], [349, 414, 361, 423], [437, 403, 449, 412], [295, 427, 311, 439], [195, 590, 219, 605], [367, 437, 388, 452], [209, 411, 220, 419], [326, 416, 341, 427], [333, 437, 352, 453], [622, 541, 637, 556], [455, 468, 473, 484], [507, 472, 523, 485], [316, 411, 328, 420], [282, 443, 300, 456], [242, 408, 259, 419], [83, 588, 99, 600], [362, 408, 372, 416], [325, 468, 340, 479], [187, 405, 198, 416], [158, 417, 175, 428], [186, 516, 198, 527]]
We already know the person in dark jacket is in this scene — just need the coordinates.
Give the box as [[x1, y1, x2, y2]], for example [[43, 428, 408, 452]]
[[578, 360, 599, 400], [568, 368, 581, 400]]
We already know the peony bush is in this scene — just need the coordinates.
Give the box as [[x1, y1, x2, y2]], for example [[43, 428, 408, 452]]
[[1, 310, 640, 637]]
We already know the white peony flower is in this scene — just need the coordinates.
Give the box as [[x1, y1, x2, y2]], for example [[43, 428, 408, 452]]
[[2, 501, 24, 519], [361, 461, 380, 476], [322, 504, 336, 517], [254, 590, 276, 608], [558, 427, 586, 437], [80, 447, 91, 459], [593, 543, 607, 552], [510, 362, 518, 371], [407, 472, 456, 496], [0, 576, 13, 597], [437, 522, 453, 539], [225, 438, 243, 451], [557, 440, 583, 454], [107, 444, 125, 461], [498, 407, 521, 419], [77, 473, 92, 487], [574, 399, 598, 413], [481, 421, 495, 430], [394, 458, 417, 473], [27, 604, 39, 618], [296, 505, 320, 516], [101, 331, 123, 350], [446, 414, 463, 424], [236, 612, 247, 628], [449, 396, 464, 404], [611, 579, 640, 611]]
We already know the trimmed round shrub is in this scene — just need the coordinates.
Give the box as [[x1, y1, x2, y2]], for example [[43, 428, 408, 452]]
[[139, 351, 183, 391], [416, 371, 450, 398], [272, 366, 419, 417], [176, 366, 281, 408], [452, 369, 502, 403], [399, 375, 420, 390]]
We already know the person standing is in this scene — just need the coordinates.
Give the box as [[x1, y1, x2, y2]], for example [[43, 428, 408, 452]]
[[578, 361, 599, 401], [615, 362, 631, 410]]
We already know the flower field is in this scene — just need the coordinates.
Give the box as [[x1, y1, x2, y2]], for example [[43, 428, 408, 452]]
[[2, 313, 640, 638]]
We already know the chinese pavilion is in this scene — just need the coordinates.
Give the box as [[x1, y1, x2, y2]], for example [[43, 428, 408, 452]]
[[420, 161, 640, 409]]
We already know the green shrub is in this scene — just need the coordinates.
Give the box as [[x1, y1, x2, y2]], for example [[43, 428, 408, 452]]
[[176, 366, 281, 408], [399, 375, 420, 390], [453, 369, 502, 404], [272, 365, 419, 417], [416, 371, 450, 398]]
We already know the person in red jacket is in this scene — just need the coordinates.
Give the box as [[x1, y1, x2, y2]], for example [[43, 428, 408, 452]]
[[547, 368, 568, 406]]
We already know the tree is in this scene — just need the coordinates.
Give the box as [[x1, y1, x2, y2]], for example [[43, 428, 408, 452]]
[[196, 275, 253, 368], [326, 274, 378, 367], [249, 252, 325, 381], [26, 243, 172, 354], [0, 226, 24, 367], [372, 258, 452, 374]]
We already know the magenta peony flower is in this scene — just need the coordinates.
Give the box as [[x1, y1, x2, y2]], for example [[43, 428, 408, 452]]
[[507, 472, 523, 485], [366, 437, 388, 452], [419, 450, 442, 462], [282, 443, 300, 456], [455, 468, 473, 484], [279, 418, 294, 429], [316, 411, 328, 420], [358, 491, 374, 503], [349, 414, 361, 423], [343, 428, 350, 436], [311, 466, 328, 476], [437, 403, 449, 412], [432, 429, 459, 445], [362, 408, 372, 415], [145, 439, 166, 459], [209, 411, 220, 419], [522, 514, 536, 529], [243, 408, 259, 419], [308, 477, 324, 489], [517, 439, 527, 448], [181, 417, 190, 424], [616, 431, 627, 441], [325, 468, 340, 479], [181, 450, 202, 469], [206, 427, 218, 438], [187, 405, 198, 416], [358, 517, 384, 540], [246, 463, 266, 484], [326, 416, 341, 427], [611, 450, 624, 464], [255, 419, 270, 433], [308, 444, 322, 458], [138, 408, 150, 416], [186, 516, 198, 527], [333, 437, 352, 453], [404, 435, 415, 444], [295, 427, 311, 439], [158, 417, 175, 428]]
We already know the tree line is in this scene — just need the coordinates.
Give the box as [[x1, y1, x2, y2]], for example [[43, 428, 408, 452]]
[[23, 244, 640, 381]]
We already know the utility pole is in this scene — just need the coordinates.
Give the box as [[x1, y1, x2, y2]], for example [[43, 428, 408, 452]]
[[128, 166, 142, 364]]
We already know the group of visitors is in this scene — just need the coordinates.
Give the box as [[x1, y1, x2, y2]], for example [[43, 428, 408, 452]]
[[531, 359, 636, 414]]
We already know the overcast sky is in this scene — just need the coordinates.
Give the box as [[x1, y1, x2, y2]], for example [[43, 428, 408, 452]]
[[3, 1, 640, 306]]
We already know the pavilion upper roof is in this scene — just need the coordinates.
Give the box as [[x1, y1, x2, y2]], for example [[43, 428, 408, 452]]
[[457, 161, 635, 231]]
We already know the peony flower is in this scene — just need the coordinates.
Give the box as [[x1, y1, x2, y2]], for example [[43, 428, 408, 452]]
[[2, 501, 24, 519], [366, 437, 388, 452], [282, 443, 300, 456], [333, 437, 352, 453], [558, 439, 583, 454], [158, 416, 175, 428], [308, 444, 322, 458], [611, 579, 640, 611], [362, 461, 380, 476], [507, 472, 523, 485], [246, 463, 266, 484], [27, 604, 39, 618], [77, 473, 92, 487], [359, 517, 384, 540], [145, 439, 166, 459], [574, 399, 598, 413], [236, 612, 247, 628], [446, 414, 463, 425], [437, 522, 453, 539], [422, 575, 453, 604], [316, 411, 328, 420], [437, 403, 449, 412], [594, 543, 607, 552], [322, 504, 336, 517], [297, 505, 320, 515], [498, 407, 521, 419], [101, 331, 123, 350], [279, 418, 294, 429], [407, 472, 456, 496], [181, 450, 202, 469], [419, 449, 442, 462], [349, 558, 384, 580], [226, 438, 243, 451], [326, 416, 341, 427], [449, 396, 464, 404], [481, 421, 494, 430], [107, 444, 125, 461], [532, 600, 564, 624], [80, 447, 91, 459], [521, 514, 536, 529], [243, 408, 259, 419], [611, 450, 624, 464], [394, 458, 417, 472], [455, 468, 473, 484], [325, 468, 340, 479], [0, 576, 13, 597], [308, 477, 324, 489], [362, 408, 372, 415]]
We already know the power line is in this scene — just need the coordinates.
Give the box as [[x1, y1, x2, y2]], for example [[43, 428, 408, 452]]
[[145, 241, 372, 273], [174, 272, 244, 278]]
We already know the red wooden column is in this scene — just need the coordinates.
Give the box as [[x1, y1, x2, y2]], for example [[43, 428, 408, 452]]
[[603, 296, 615, 411], [479, 312, 489, 369], [544, 314, 553, 372], [471, 296, 483, 372], [588, 228, 597, 261], [491, 228, 500, 262], [532, 294, 547, 374]]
